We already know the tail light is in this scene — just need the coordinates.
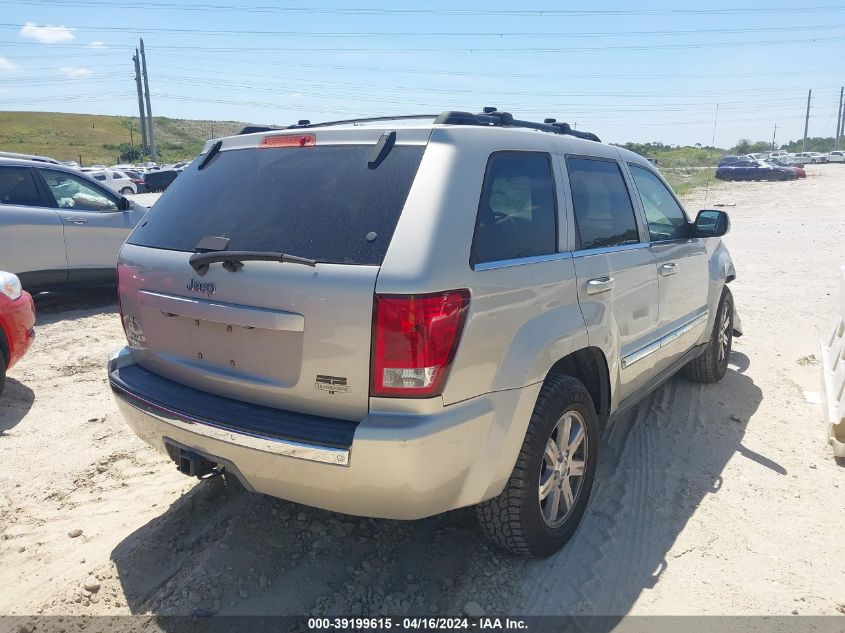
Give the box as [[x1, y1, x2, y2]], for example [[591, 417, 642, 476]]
[[117, 264, 146, 348], [371, 290, 470, 398]]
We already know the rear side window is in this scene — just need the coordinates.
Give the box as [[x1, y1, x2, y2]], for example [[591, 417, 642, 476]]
[[471, 152, 557, 266], [128, 145, 425, 265], [0, 167, 41, 206], [566, 157, 639, 250]]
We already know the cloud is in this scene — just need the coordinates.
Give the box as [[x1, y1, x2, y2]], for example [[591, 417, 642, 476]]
[[87, 41, 106, 49], [20, 22, 75, 44], [60, 67, 91, 79], [0, 55, 19, 72]]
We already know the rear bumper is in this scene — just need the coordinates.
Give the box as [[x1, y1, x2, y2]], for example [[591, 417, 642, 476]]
[[0, 291, 35, 369], [109, 347, 541, 519]]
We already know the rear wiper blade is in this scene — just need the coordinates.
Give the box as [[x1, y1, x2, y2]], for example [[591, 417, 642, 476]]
[[189, 250, 317, 274]]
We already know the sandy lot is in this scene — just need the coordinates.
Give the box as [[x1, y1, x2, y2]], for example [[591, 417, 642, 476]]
[[1, 166, 843, 618]]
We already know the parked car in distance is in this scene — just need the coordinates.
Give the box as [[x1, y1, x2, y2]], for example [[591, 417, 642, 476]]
[[122, 170, 147, 192], [744, 153, 769, 161], [766, 157, 806, 176], [61, 160, 80, 169], [772, 155, 804, 167], [824, 151, 845, 163], [0, 157, 148, 289], [110, 109, 742, 557], [716, 159, 797, 181], [717, 155, 740, 167], [90, 169, 138, 195], [142, 168, 179, 193], [0, 271, 35, 399], [795, 152, 827, 164], [768, 150, 788, 158]]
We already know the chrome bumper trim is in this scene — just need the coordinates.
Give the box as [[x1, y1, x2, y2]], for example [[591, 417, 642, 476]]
[[111, 381, 350, 466]]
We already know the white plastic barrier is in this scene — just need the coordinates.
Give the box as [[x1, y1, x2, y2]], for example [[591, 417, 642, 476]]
[[820, 265, 845, 457]]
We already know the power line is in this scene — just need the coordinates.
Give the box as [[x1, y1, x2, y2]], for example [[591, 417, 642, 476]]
[[5, 0, 845, 16], [6, 51, 843, 84], [3, 22, 844, 38], [4, 34, 845, 53]]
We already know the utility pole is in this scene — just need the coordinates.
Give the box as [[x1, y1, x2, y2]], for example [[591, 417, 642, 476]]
[[771, 123, 777, 151], [711, 103, 719, 147], [132, 49, 148, 155], [839, 91, 845, 147], [836, 86, 844, 150], [802, 89, 811, 153], [140, 39, 157, 162]]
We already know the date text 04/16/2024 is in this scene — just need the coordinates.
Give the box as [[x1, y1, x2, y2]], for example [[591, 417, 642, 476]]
[[307, 617, 529, 630]]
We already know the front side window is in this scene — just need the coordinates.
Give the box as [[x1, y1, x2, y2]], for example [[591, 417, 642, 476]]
[[471, 152, 557, 265], [566, 157, 639, 250], [0, 167, 41, 207], [41, 170, 119, 212], [628, 165, 689, 241]]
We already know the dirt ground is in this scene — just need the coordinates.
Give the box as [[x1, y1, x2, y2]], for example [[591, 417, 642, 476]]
[[1, 166, 843, 619]]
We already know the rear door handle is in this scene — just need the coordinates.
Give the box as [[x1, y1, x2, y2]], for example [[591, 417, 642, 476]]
[[660, 262, 678, 277], [66, 217, 88, 224], [586, 276, 615, 295]]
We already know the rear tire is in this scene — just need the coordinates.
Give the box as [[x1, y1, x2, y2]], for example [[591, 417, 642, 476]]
[[684, 287, 733, 383], [475, 374, 599, 557], [120, 187, 133, 195]]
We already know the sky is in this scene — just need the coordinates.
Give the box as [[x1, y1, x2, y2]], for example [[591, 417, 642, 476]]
[[1, 0, 844, 147]]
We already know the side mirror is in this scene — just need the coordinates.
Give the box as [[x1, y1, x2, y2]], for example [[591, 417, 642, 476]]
[[693, 209, 730, 238], [119, 196, 132, 211]]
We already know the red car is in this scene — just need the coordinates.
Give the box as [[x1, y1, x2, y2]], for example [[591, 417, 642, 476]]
[[793, 166, 807, 178], [0, 272, 35, 398]]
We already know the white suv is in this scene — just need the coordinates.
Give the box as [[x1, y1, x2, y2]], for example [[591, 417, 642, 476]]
[[109, 109, 742, 556], [90, 169, 137, 195]]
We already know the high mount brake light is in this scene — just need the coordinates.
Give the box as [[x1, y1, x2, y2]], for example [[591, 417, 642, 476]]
[[371, 290, 470, 398], [259, 134, 316, 148]]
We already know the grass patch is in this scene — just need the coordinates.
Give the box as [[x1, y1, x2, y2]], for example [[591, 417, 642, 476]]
[[661, 168, 716, 197], [0, 111, 247, 165]]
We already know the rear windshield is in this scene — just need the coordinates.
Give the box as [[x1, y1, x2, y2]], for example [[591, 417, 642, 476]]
[[127, 144, 425, 265]]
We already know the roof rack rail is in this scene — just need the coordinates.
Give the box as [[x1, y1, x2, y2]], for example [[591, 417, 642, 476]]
[[433, 109, 600, 142], [238, 125, 281, 135], [284, 114, 438, 130], [238, 109, 600, 142]]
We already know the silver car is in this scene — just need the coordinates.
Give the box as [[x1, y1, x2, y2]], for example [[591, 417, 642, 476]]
[[0, 158, 147, 288], [109, 110, 741, 556]]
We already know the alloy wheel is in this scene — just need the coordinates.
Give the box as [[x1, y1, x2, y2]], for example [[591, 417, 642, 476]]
[[718, 300, 731, 365], [538, 410, 588, 528]]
